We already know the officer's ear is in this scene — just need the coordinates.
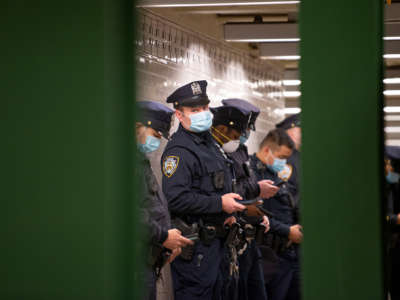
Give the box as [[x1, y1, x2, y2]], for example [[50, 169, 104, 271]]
[[175, 107, 184, 122]]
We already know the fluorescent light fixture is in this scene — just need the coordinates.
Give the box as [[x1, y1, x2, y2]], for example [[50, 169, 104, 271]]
[[137, 1, 300, 7], [384, 78, 400, 84], [284, 107, 301, 114], [385, 127, 400, 133], [384, 90, 400, 96], [384, 54, 400, 59], [283, 91, 301, 97], [283, 80, 301, 86], [386, 140, 400, 146], [226, 38, 300, 43], [384, 106, 400, 113], [385, 115, 400, 121], [384, 36, 400, 41], [261, 55, 300, 60]]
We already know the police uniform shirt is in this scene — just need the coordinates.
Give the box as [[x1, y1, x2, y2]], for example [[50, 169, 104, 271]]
[[161, 124, 233, 224], [249, 154, 296, 238]]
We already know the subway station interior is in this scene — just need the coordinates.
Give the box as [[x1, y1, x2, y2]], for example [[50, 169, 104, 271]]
[[3, 1, 400, 300]]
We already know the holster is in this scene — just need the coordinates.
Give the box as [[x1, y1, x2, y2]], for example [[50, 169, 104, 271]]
[[171, 218, 199, 261], [262, 231, 290, 255]]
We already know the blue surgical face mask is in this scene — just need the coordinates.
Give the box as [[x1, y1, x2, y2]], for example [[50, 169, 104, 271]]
[[268, 150, 287, 173], [240, 130, 251, 144], [189, 110, 213, 132], [386, 171, 400, 184], [138, 135, 161, 153]]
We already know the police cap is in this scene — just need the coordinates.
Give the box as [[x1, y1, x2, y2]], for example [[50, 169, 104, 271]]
[[210, 105, 249, 134], [166, 80, 210, 108], [221, 98, 260, 131], [275, 113, 301, 130], [137, 100, 174, 139]]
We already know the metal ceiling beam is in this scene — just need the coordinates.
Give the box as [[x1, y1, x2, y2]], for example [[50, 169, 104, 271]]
[[259, 42, 298, 57], [224, 22, 400, 42]]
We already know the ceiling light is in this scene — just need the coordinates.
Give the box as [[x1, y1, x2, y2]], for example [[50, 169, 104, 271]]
[[384, 106, 400, 113], [283, 91, 301, 97], [385, 127, 400, 133], [137, 1, 300, 7], [384, 90, 400, 96], [385, 115, 400, 121], [283, 80, 301, 86], [225, 38, 300, 43], [384, 37, 400, 41], [384, 78, 400, 84], [384, 54, 400, 59], [261, 55, 300, 60]]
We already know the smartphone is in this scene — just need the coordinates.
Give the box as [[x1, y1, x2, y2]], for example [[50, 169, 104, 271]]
[[275, 181, 285, 187]]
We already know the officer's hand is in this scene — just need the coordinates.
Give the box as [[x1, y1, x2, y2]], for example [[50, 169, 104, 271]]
[[258, 180, 279, 199], [261, 216, 270, 233], [221, 193, 245, 214], [397, 213, 400, 225], [289, 224, 303, 244], [224, 216, 237, 226], [163, 229, 194, 250], [167, 247, 182, 264]]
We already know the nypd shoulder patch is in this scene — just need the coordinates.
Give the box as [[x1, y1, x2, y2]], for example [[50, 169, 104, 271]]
[[163, 155, 180, 178], [277, 164, 293, 181]]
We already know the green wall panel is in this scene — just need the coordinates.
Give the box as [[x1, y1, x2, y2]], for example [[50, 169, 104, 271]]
[[300, 1, 384, 299]]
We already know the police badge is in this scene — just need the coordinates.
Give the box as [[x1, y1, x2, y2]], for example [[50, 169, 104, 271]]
[[163, 156, 180, 178], [190, 82, 202, 95], [277, 164, 293, 181]]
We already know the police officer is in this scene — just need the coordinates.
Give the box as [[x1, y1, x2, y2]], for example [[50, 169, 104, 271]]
[[275, 114, 301, 215], [136, 101, 193, 300], [250, 128, 302, 300], [384, 146, 400, 300], [161, 81, 246, 300], [214, 99, 279, 300]]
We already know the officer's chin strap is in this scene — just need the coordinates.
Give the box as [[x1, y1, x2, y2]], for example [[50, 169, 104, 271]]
[[211, 126, 232, 146]]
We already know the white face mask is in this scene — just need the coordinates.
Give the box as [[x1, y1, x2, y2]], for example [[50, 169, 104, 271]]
[[222, 139, 240, 153]]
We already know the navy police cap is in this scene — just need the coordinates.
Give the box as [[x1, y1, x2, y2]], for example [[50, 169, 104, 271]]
[[276, 113, 301, 130], [210, 105, 250, 134], [166, 80, 210, 108], [137, 100, 174, 139], [222, 98, 260, 131]]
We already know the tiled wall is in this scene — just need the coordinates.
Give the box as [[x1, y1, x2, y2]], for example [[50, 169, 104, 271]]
[[135, 9, 286, 180]]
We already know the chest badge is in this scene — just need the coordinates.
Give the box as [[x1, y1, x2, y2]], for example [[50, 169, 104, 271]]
[[278, 164, 293, 181], [163, 156, 180, 178]]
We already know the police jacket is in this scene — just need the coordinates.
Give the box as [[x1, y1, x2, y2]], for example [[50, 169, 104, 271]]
[[161, 125, 233, 225], [386, 182, 400, 230], [137, 151, 171, 246], [229, 144, 260, 200], [287, 149, 300, 203], [229, 144, 262, 224], [249, 154, 296, 238]]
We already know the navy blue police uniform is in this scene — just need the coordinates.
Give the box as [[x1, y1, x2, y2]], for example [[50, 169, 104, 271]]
[[275, 114, 301, 300], [217, 99, 267, 300], [136, 101, 174, 300], [250, 153, 299, 300], [161, 81, 235, 300], [384, 146, 400, 300]]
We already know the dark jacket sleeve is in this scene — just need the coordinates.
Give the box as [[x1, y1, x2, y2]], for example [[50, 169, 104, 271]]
[[162, 147, 223, 215], [269, 217, 290, 238]]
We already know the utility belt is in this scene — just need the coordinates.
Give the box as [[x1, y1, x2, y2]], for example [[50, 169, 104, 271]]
[[259, 231, 291, 255], [171, 217, 238, 261]]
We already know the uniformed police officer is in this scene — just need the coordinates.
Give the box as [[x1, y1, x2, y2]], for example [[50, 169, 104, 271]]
[[384, 146, 400, 300], [161, 81, 246, 300], [213, 98, 279, 300], [250, 128, 302, 300], [275, 114, 301, 300], [275, 114, 301, 217], [135, 101, 193, 300]]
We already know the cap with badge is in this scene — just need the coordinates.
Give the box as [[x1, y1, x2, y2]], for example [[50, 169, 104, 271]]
[[221, 98, 260, 131], [137, 100, 174, 139], [166, 80, 210, 108], [275, 113, 301, 130], [210, 105, 250, 134]]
